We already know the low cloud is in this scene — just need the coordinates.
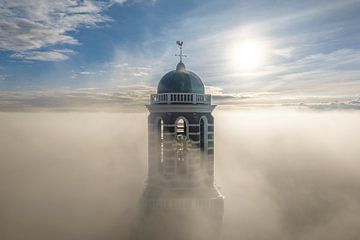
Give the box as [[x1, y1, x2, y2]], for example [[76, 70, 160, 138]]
[[214, 110, 360, 240], [205, 85, 224, 95], [0, 110, 359, 239], [1, 87, 359, 112], [0, 85, 155, 111], [303, 97, 360, 110]]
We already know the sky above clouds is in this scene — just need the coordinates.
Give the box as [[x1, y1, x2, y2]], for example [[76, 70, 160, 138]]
[[0, 0, 360, 110]]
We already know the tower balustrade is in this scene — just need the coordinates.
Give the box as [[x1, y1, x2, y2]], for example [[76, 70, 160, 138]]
[[150, 93, 211, 105]]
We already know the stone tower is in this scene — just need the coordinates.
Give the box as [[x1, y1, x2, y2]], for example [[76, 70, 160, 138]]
[[139, 42, 224, 240]]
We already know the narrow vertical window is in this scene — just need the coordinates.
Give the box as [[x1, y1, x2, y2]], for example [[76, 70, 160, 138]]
[[157, 119, 164, 169], [175, 118, 188, 175], [160, 119, 164, 164], [200, 118, 205, 152], [176, 118, 185, 136], [199, 116, 208, 166]]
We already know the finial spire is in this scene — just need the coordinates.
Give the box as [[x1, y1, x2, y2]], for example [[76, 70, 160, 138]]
[[175, 40, 187, 63]]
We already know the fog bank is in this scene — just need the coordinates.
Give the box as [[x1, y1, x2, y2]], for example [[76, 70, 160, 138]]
[[0, 110, 359, 240]]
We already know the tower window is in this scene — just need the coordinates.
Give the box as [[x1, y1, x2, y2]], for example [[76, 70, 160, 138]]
[[157, 119, 164, 170], [175, 117, 188, 175], [176, 118, 186, 136], [200, 118, 205, 152], [160, 119, 164, 163], [199, 116, 208, 166]]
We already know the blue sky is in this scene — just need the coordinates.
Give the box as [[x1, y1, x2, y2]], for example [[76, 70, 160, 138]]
[[1, 0, 360, 110]]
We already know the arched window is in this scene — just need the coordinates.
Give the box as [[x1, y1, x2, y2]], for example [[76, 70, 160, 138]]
[[200, 118, 205, 152], [199, 116, 208, 164], [175, 117, 188, 175], [156, 118, 164, 170], [176, 118, 186, 136]]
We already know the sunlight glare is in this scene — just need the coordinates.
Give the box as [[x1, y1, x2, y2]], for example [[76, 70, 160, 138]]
[[231, 40, 266, 71]]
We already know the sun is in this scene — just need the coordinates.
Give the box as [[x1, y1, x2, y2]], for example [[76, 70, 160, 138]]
[[231, 40, 266, 71]]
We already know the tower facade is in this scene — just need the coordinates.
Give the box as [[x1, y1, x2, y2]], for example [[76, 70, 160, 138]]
[[140, 43, 224, 240]]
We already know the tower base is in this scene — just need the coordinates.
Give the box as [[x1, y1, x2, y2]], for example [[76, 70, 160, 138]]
[[135, 185, 224, 240]]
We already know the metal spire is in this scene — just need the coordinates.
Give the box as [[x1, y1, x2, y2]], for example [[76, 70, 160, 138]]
[[175, 40, 187, 63]]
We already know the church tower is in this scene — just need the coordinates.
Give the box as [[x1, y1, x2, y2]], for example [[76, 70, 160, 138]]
[[140, 42, 224, 240]]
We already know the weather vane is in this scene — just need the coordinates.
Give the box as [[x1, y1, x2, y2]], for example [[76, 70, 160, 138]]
[[175, 40, 187, 63]]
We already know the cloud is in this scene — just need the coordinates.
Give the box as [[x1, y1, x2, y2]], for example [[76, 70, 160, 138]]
[[78, 71, 96, 75], [111, 0, 128, 3], [0, 86, 268, 111], [10, 49, 74, 61], [0, 112, 147, 240], [205, 85, 224, 95], [1, 86, 359, 112], [0, 0, 130, 61], [161, 0, 360, 96], [0, 110, 360, 239], [231, 48, 360, 95], [215, 109, 360, 240], [271, 47, 295, 59], [282, 49, 360, 74], [0, 74, 8, 81], [304, 97, 360, 110], [0, 85, 155, 111], [70, 59, 155, 84]]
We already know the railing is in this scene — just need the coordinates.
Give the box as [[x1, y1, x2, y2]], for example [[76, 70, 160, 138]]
[[150, 93, 211, 105]]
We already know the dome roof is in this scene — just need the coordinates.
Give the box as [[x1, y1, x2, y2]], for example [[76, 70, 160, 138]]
[[157, 62, 205, 94]]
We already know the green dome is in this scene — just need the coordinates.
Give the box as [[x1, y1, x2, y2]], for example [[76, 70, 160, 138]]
[[157, 63, 205, 94]]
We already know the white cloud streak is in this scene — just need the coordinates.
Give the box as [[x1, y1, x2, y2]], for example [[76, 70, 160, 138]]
[[0, 85, 155, 111], [10, 49, 74, 61], [304, 97, 360, 110]]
